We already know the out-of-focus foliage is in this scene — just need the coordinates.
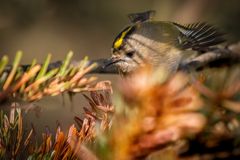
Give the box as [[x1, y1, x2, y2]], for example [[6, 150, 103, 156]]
[[110, 67, 206, 159], [0, 87, 113, 160], [93, 64, 240, 160], [0, 56, 239, 160]]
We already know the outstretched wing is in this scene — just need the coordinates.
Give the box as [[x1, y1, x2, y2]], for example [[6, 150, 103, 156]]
[[173, 22, 225, 52]]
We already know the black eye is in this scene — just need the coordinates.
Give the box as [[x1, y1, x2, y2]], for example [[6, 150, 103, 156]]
[[126, 51, 135, 58]]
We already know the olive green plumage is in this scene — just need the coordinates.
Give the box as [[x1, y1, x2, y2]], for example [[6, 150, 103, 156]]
[[108, 11, 225, 74]]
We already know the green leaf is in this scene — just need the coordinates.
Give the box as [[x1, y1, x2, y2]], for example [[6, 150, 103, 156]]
[[58, 51, 73, 76], [36, 54, 52, 80]]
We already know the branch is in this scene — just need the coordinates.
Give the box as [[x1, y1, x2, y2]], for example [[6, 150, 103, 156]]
[[0, 52, 111, 102], [2, 42, 240, 76], [3, 59, 118, 75], [179, 43, 240, 71]]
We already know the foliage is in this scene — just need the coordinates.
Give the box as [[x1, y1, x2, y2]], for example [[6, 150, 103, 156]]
[[91, 65, 240, 160], [0, 51, 101, 102], [0, 87, 113, 160], [0, 51, 239, 160]]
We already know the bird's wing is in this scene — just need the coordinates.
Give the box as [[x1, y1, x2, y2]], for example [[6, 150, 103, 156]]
[[128, 10, 156, 23], [173, 22, 225, 52]]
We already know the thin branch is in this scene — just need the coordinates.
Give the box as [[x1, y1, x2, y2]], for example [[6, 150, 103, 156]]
[[2, 43, 240, 75], [179, 45, 240, 71]]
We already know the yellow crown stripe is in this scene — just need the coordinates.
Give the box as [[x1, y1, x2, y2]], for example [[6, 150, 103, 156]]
[[114, 27, 133, 49]]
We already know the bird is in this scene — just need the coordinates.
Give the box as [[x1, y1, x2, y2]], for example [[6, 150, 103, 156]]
[[105, 10, 225, 74]]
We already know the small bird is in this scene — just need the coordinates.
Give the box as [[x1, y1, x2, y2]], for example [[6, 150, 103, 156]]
[[106, 10, 225, 74]]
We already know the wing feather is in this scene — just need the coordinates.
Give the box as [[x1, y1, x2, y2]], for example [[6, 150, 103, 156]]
[[173, 22, 225, 52]]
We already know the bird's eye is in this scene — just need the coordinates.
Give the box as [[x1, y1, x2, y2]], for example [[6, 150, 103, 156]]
[[126, 51, 135, 58]]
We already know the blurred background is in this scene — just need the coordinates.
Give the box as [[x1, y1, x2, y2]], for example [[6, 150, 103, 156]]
[[0, 0, 239, 134]]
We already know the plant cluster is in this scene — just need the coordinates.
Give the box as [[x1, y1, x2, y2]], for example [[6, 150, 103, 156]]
[[0, 50, 239, 160]]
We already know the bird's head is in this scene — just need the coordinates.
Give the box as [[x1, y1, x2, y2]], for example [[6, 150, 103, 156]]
[[106, 25, 155, 73]]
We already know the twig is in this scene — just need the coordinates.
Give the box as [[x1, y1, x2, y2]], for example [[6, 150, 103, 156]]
[[179, 45, 240, 71], [2, 43, 240, 75]]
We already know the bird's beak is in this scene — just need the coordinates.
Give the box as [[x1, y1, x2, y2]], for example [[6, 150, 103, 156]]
[[103, 57, 122, 69]]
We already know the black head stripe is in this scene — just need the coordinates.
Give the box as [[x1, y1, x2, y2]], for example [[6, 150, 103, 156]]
[[112, 26, 135, 50]]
